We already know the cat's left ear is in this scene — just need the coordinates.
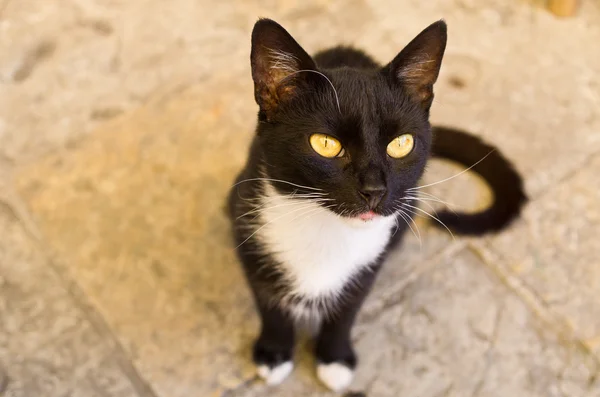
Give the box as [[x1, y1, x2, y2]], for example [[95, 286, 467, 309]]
[[250, 18, 316, 118], [385, 20, 447, 110]]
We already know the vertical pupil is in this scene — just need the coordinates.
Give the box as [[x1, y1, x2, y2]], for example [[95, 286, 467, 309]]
[[324, 136, 329, 147]]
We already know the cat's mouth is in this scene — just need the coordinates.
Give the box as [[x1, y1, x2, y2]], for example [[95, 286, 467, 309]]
[[356, 211, 378, 221], [339, 209, 390, 227], [331, 203, 389, 223]]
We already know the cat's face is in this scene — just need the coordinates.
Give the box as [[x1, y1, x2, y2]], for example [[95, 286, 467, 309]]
[[250, 19, 447, 221]]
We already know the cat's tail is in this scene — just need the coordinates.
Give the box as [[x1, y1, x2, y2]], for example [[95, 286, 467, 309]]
[[429, 126, 527, 235]]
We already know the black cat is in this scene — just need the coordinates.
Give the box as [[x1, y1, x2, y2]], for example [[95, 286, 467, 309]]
[[227, 18, 526, 391]]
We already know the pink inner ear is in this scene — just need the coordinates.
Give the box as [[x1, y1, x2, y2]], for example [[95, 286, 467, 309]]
[[396, 55, 438, 84], [393, 51, 444, 107], [253, 48, 308, 115], [266, 48, 301, 80], [387, 20, 446, 107], [250, 19, 319, 114]]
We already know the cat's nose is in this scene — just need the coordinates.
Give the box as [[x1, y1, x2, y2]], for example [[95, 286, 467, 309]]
[[358, 184, 387, 209]]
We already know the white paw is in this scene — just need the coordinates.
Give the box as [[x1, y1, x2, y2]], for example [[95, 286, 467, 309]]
[[317, 362, 354, 392], [256, 361, 293, 385]]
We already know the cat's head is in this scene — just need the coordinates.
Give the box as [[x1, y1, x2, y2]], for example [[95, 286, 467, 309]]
[[250, 18, 446, 222]]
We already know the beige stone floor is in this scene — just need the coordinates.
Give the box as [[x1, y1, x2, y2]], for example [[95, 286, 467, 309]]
[[1, 0, 600, 396]]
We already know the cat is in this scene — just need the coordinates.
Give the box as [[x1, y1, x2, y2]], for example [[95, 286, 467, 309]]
[[226, 18, 526, 392]]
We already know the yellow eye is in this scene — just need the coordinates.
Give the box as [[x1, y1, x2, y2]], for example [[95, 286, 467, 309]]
[[309, 134, 344, 158], [387, 134, 414, 158]]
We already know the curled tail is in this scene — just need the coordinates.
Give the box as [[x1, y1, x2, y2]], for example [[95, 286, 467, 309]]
[[430, 126, 527, 235]]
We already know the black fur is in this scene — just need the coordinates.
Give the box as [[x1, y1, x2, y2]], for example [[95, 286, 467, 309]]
[[227, 18, 526, 389]]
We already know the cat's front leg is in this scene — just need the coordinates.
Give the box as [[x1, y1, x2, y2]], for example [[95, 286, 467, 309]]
[[314, 268, 379, 392], [253, 300, 296, 385]]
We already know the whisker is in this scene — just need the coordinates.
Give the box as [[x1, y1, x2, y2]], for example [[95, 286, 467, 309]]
[[408, 192, 458, 215], [257, 192, 329, 207], [410, 190, 445, 200], [259, 189, 330, 206], [404, 193, 451, 206], [237, 197, 333, 220], [251, 203, 336, 253], [294, 203, 336, 223], [400, 202, 455, 241], [397, 210, 421, 248], [404, 195, 458, 215], [391, 214, 399, 236], [403, 191, 438, 206], [231, 177, 324, 192], [234, 203, 320, 249], [408, 150, 495, 191], [403, 196, 440, 217], [279, 207, 322, 228]]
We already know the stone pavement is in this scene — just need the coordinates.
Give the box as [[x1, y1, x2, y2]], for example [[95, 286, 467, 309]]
[[1, 0, 600, 396]]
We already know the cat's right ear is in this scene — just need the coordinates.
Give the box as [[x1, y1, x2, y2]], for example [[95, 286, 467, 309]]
[[385, 20, 447, 110], [251, 18, 316, 119]]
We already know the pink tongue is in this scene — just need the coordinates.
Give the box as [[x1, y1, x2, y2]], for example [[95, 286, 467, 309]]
[[359, 211, 376, 221]]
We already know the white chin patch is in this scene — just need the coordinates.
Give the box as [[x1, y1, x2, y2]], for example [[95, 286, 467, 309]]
[[317, 362, 354, 392], [257, 361, 293, 385]]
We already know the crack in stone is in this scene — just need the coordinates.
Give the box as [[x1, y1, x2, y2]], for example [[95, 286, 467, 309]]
[[0, 364, 9, 394], [2, 189, 160, 397], [532, 147, 600, 201], [359, 241, 467, 327], [434, 383, 454, 397], [471, 303, 504, 397], [555, 364, 569, 397], [468, 243, 600, 383], [218, 375, 259, 397], [357, 348, 392, 397], [11, 40, 57, 83], [0, 200, 19, 224]]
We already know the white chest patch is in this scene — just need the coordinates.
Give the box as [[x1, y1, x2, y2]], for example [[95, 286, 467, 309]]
[[256, 183, 396, 303]]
